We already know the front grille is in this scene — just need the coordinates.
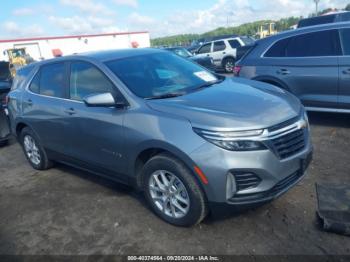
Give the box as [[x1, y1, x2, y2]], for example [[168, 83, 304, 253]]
[[271, 129, 305, 159], [234, 172, 262, 191]]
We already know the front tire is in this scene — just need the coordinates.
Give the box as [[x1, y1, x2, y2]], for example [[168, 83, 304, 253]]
[[223, 57, 235, 73], [20, 127, 53, 170], [142, 153, 208, 227]]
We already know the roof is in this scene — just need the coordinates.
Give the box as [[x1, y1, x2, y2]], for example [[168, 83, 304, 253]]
[[258, 21, 350, 44], [0, 31, 149, 44], [26, 48, 164, 67]]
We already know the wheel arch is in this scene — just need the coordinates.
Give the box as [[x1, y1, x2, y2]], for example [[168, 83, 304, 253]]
[[131, 140, 205, 192], [252, 76, 290, 92]]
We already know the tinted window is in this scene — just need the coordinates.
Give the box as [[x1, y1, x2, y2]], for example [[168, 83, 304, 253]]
[[340, 28, 350, 55], [40, 63, 66, 98], [228, 40, 241, 49], [265, 30, 340, 57], [29, 73, 40, 94], [213, 41, 226, 52], [11, 65, 34, 91], [197, 43, 211, 54], [265, 38, 290, 57], [70, 62, 115, 101], [105, 52, 219, 99]]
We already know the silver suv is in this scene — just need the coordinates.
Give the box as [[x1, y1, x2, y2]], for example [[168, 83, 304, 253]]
[[194, 36, 255, 73], [7, 49, 312, 226], [235, 22, 350, 113]]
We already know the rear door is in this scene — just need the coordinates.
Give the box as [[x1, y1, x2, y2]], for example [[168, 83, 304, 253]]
[[22, 62, 69, 154], [211, 41, 227, 66], [62, 61, 127, 178], [338, 28, 350, 109], [264, 29, 341, 109]]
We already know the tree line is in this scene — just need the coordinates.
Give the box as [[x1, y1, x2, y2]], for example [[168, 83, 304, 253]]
[[151, 4, 350, 47]]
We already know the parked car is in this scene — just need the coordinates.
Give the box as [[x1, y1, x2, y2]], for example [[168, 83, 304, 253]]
[[193, 36, 255, 73], [7, 49, 312, 226], [0, 61, 11, 146], [298, 11, 350, 28], [235, 22, 350, 113], [165, 47, 216, 71]]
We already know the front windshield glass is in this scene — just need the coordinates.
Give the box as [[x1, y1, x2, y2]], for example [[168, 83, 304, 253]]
[[105, 52, 220, 99], [172, 48, 192, 58]]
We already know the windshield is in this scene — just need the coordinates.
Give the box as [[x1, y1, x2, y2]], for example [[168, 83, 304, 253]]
[[240, 36, 256, 46], [170, 48, 192, 58], [105, 52, 220, 99]]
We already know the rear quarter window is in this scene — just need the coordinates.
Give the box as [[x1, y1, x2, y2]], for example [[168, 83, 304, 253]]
[[11, 65, 34, 91]]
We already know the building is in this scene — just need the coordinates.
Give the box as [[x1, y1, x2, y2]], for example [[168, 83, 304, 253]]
[[0, 31, 150, 61]]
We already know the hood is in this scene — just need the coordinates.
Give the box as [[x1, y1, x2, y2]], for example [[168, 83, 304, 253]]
[[147, 77, 301, 130]]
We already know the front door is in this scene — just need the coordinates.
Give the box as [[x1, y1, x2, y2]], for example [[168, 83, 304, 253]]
[[63, 61, 127, 178]]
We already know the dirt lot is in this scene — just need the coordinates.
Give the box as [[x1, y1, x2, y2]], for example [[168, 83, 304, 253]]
[[0, 112, 350, 255]]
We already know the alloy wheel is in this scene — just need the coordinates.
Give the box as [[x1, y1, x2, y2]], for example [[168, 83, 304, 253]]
[[148, 170, 190, 219], [23, 135, 41, 165]]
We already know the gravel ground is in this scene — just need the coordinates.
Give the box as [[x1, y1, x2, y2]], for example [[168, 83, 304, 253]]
[[0, 112, 350, 255]]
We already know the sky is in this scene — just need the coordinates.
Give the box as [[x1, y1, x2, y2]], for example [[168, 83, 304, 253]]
[[0, 0, 349, 39]]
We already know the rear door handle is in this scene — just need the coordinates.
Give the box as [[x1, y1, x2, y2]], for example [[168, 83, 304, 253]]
[[222, 52, 226, 54], [27, 99, 33, 106], [277, 69, 290, 75], [64, 108, 76, 115]]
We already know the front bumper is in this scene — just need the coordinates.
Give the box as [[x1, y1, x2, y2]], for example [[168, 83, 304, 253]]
[[189, 133, 313, 205]]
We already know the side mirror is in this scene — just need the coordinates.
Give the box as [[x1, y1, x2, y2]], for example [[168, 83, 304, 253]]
[[83, 93, 117, 107]]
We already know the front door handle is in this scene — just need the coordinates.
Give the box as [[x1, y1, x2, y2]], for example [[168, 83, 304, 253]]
[[64, 108, 76, 115], [222, 52, 226, 54], [27, 99, 33, 106], [277, 69, 290, 75], [343, 68, 350, 75]]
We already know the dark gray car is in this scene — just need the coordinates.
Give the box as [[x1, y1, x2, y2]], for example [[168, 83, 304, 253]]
[[236, 22, 350, 113], [7, 49, 312, 226]]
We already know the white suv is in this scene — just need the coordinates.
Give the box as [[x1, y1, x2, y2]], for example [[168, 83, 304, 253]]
[[194, 36, 255, 73]]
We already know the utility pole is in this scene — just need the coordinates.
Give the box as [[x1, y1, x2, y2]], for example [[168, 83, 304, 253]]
[[314, 0, 320, 16]]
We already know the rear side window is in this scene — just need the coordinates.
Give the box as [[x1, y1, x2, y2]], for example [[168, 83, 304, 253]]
[[70, 62, 115, 101], [228, 40, 241, 49], [265, 30, 341, 57], [29, 73, 40, 94], [11, 65, 34, 91], [340, 28, 350, 55], [213, 41, 226, 52], [39, 63, 66, 98], [197, 43, 211, 54]]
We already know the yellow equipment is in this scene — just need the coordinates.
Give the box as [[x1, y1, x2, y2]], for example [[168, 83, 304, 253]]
[[5, 48, 33, 78], [256, 23, 277, 39]]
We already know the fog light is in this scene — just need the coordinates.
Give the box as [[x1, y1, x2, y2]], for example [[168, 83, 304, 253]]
[[226, 172, 237, 200]]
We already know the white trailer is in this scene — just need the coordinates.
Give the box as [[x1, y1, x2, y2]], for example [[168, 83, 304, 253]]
[[0, 31, 150, 61]]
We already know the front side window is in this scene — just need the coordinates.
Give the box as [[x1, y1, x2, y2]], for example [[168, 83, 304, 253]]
[[70, 62, 115, 101], [105, 52, 220, 99], [213, 41, 226, 52], [197, 43, 211, 54], [340, 28, 350, 56], [265, 30, 341, 57], [39, 63, 66, 98]]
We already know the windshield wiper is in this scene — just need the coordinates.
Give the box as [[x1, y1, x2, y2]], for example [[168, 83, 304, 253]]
[[146, 92, 186, 100], [193, 78, 225, 92]]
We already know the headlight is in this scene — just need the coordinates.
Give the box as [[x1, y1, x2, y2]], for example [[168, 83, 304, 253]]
[[193, 128, 267, 151]]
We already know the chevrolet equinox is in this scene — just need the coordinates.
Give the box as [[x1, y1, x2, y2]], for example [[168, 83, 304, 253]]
[[7, 49, 313, 226]]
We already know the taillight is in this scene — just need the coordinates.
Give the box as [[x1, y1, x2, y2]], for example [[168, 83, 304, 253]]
[[233, 66, 242, 76]]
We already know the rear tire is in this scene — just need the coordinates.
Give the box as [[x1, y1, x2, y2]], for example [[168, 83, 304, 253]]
[[142, 153, 208, 227], [223, 57, 235, 73], [20, 127, 53, 170]]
